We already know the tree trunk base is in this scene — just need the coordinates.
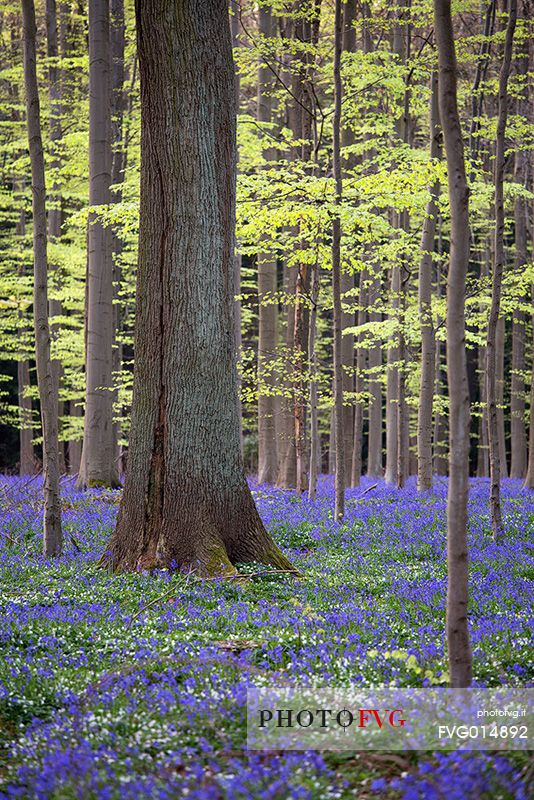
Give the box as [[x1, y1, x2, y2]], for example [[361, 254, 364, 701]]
[[102, 485, 297, 577]]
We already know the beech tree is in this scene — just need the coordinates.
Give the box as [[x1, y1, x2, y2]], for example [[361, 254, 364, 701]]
[[21, 0, 62, 556], [434, 0, 472, 688], [332, 0, 345, 519], [77, 0, 118, 489], [486, 0, 517, 541], [104, 0, 294, 575]]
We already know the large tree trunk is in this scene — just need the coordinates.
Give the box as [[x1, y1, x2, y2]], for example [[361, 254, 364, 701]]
[[434, 0, 472, 688], [332, 0, 345, 519], [486, 0, 516, 539], [104, 0, 293, 576], [77, 0, 119, 488], [417, 70, 441, 491], [22, 0, 62, 556], [257, 6, 278, 485]]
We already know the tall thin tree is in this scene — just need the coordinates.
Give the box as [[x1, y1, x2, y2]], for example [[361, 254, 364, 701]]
[[417, 69, 441, 491], [77, 0, 119, 488], [332, 0, 345, 519], [21, 0, 62, 556], [486, 0, 517, 539], [434, 0, 472, 687]]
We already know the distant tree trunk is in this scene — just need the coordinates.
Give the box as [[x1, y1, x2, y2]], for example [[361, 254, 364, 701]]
[[417, 70, 441, 491], [104, 0, 294, 575], [367, 270, 383, 476], [332, 0, 345, 518], [486, 0, 516, 539], [397, 274, 408, 489], [525, 286, 534, 489], [110, 0, 126, 474], [230, 1, 243, 455], [510, 43, 528, 479], [77, 0, 118, 488], [385, 264, 400, 484], [21, 0, 63, 555], [292, 6, 320, 494], [307, 253, 320, 500], [433, 240, 448, 475], [14, 183, 36, 475], [257, 5, 278, 485], [477, 239, 490, 476], [351, 271, 366, 486], [496, 316, 508, 478], [68, 400, 82, 474], [434, 0, 472, 688], [341, 0, 357, 483], [46, 0, 66, 474]]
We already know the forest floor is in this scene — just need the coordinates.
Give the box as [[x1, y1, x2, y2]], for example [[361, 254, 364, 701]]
[[0, 475, 532, 799]]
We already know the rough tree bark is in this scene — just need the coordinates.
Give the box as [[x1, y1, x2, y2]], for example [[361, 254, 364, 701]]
[[77, 0, 119, 488], [434, 0, 472, 688], [103, 0, 294, 576], [417, 70, 441, 491], [21, 0, 63, 556], [486, 0, 516, 539], [257, 5, 278, 485], [332, 0, 345, 518]]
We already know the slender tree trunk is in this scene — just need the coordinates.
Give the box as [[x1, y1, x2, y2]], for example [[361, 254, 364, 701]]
[[46, 0, 66, 474], [21, 0, 62, 555], [417, 70, 441, 491], [77, 0, 119, 488], [14, 183, 36, 475], [510, 42, 529, 479], [332, 0, 345, 518], [292, 6, 320, 494], [367, 270, 383, 476], [434, 0, 472, 688], [351, 272, 366, 486], [230, 1, 243, 456], [104, 0, 294, 576], [341, 0, 357, 483], [385, 264, 400, 483], [477, 239, 490, 476], [68, 400, 82, 474], [257, 6, 278, 485], [110, 0, 126, 474], [307, 253, 320, 500], [486, 0, 516, 539], [433, 236, 448, 475], [525, 286, 534, 489]]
